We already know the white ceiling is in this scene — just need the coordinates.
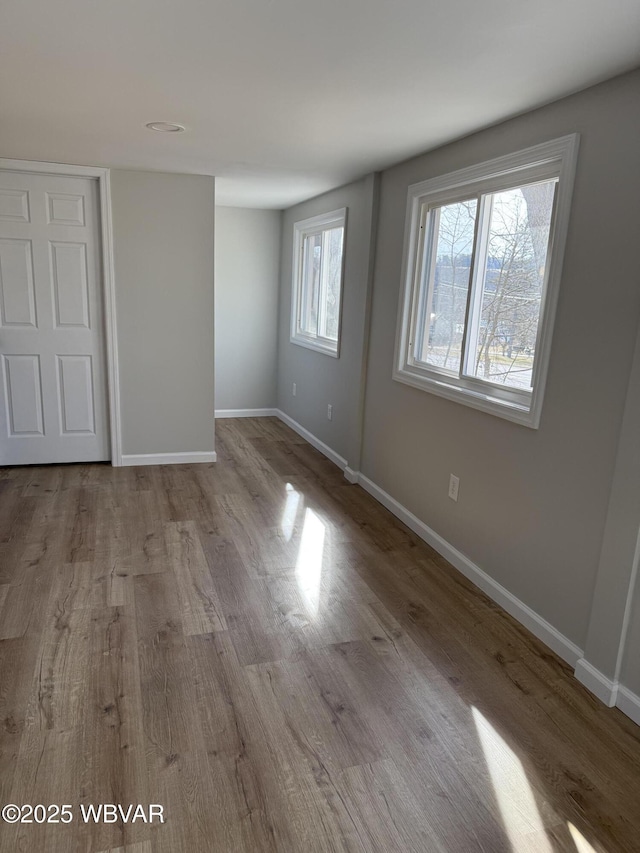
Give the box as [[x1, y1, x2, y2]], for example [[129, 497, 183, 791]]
[[1, 0, 639, 209]]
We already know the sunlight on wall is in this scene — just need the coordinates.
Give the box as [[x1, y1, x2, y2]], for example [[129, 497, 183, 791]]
[[295, 507, 325, 617], [281, 483, 301, 542], [568, 822, 600, 853], [472, 707, 553, 853]]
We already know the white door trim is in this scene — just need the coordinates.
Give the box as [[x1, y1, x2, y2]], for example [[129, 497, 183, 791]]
[[0, 158, 122, 465]]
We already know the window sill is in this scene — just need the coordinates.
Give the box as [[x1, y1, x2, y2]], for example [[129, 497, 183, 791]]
[[392, 365, 540, 428], [290, 334, 339, 358]]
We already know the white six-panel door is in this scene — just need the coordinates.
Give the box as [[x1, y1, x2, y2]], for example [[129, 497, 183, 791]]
[[0, 170, 109, 464]]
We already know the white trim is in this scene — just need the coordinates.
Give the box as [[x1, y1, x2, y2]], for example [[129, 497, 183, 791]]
[[616, 686, 640, 726], [403, 135, 580, 200], [573, 662, 640, 725], [215, 408, 279, 418], [99, 171, 122, 466], [217, 409, 640, 724], [275, 410, 347, 471], [392, 370, 537, 426], [288, 335, 340, 358], [393, 134, 580, 429], [270, 412, 581, 666], [574, 659, 618, 706], [290, 207, 347, 358], [121, 451, 217, 467], [0, 158, 122, 465], [0, 159, 113, 179], [612, 527, 640, 686], [354, 470, 582, 667]]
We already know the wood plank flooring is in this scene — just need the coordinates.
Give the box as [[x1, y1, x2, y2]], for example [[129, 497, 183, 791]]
[[1, 416, 639, 852]]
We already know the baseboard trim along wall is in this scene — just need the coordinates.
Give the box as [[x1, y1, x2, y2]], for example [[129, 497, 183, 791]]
[[354, 471, 583, 668], [574, 658, 618, 707], [276, 410, 348, 472], [616, 685, 640, 726], [572, 662, 640, 724], [270, 409, 581, 666], [120, 451, 217, 466], [219, 408, 639, 724], [215, 408, 279, 418]]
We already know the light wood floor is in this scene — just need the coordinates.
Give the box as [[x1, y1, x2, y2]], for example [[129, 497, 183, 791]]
[[1, 417, 639, 853]]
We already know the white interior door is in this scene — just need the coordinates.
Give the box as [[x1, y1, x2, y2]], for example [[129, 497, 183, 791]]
[[0, 170, 109, 465]]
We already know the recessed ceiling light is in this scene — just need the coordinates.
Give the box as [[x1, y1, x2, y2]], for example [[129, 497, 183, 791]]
[[145, 122, 185, 133]]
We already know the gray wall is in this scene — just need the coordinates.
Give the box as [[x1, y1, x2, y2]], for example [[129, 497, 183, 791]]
[[583, 319, 640, 690], [111, 170, 215, 456], [607, 320, 640, 699], [360, 68, 640, 651], [621, 567, 640, 697], [215, 207, 281, 411], [277, 175, 378, 466]]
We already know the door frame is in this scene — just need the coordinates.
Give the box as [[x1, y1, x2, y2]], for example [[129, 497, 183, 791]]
[[0, 158, 122, 466]]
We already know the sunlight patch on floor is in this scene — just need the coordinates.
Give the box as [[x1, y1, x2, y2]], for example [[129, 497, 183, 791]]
[[295, 507, 325, 617], [568, 822, 601, 853], [472, 707, 553, 853], [281, 483, 301, 541]]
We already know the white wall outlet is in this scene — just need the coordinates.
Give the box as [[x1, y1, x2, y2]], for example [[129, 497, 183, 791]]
[[327, 404, 333, 421], [292, 383, 297, 397], [448, 474, 460, 502]]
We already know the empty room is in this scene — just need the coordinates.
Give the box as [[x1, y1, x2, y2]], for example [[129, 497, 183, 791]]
[[1, 0, 640, 851]]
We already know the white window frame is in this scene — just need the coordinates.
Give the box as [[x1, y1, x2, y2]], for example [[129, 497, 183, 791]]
[[290, 208, 347, 357], [394, 135, 579, 428]]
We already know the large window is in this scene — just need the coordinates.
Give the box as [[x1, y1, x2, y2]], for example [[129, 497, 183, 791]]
[[291, 208, 346, 357], [394, 136, 578, 427]]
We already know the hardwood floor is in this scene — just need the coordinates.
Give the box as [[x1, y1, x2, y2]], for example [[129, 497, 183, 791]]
[[1, 416, 639, 852]]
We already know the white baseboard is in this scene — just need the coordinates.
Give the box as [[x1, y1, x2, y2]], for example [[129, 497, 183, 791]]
[[215, 408, 279, 418], [120, 451, 217, 467], [213, 406, 349, 472], [574, 658, 618, 706], [573, 660, 640, 723], [275, 410, 348, 472], [356, 472, 583, 668], [616, 685, 640, 725], [205, 411, 640, 724], [221, 412, 640, 724]]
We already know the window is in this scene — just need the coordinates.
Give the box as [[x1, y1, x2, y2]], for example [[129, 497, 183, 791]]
[[394, 135, 579, 427], [291, 208, 346, 357]]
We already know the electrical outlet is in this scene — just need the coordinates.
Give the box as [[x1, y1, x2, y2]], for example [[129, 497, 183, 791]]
[[448, 474, 460, 502], [292, 383, 297, 397], [327, 404, 333, 421]]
